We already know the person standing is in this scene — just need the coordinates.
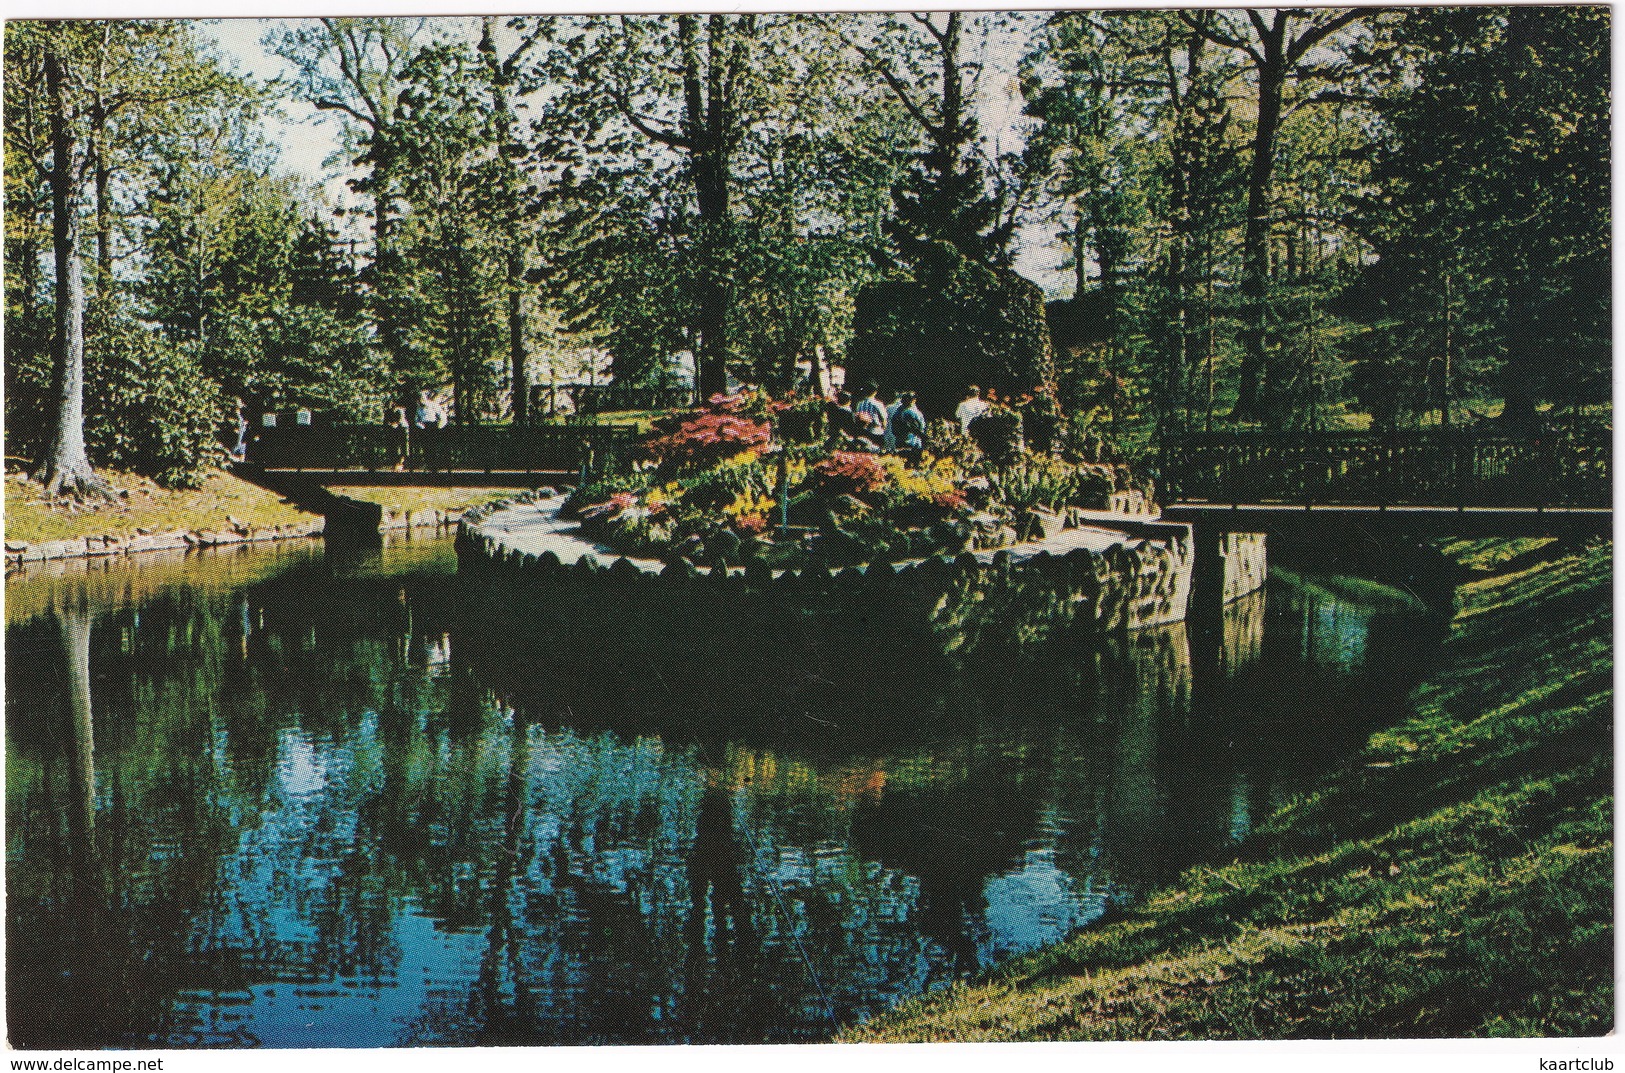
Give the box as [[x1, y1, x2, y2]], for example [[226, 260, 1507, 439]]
[[390, 393, 412, 471], [414, 389, 447, 470], [229, 398, 249, 461], [956, 385, 989, 433], [827, 390, 857, 443], [883, 389, 902, 451], [854, 383, 888, 449], [892, 391, 927, 466]]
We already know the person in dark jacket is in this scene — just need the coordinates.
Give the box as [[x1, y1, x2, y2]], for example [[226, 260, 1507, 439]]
[[892, 390, 926, 465]]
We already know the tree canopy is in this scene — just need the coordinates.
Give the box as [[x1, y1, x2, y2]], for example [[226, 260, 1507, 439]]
[[3, 8, 1609, 490]]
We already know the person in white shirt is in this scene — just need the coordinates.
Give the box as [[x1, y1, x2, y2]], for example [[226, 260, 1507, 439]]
[[956, 385, 989, 432]]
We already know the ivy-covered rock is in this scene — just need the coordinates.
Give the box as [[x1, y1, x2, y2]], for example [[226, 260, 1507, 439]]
[[846, 243, 1054, 418]]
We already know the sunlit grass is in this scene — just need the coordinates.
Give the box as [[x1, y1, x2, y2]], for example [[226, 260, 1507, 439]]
[[325, 485, 514, 517], [4, 466, 316, 544]]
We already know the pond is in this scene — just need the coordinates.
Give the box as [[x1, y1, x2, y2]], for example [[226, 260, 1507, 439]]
[[5, 533, 1443, 1048]]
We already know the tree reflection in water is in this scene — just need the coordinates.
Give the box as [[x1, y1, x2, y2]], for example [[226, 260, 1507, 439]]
[[5, 542, 1440, 1047]]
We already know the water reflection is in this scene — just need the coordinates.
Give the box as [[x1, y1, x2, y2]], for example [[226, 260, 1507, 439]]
[[6, 541, 1439, 1048]]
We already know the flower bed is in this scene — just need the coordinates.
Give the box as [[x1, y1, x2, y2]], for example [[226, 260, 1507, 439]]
[[564, 388, 1144, 571]]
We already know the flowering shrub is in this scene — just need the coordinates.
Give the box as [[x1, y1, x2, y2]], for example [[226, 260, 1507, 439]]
[[732, 512, 770, 536], [879, 455, 960, 502], [644, 410, 772, 473], [564, 386, 1143, 569], [810, 451, 888, 499]]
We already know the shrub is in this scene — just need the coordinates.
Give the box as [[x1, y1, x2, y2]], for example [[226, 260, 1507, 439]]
[[644, 410, 772, 473], [968, 401, 1024, 464], [86, 314, 227, 488], [810, 451, 888, 499]]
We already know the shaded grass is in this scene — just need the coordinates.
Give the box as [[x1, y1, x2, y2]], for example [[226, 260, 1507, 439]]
[[325, 485, 513, 517], [5, 467, 315, 544], [844, 537, 1612, 1041]]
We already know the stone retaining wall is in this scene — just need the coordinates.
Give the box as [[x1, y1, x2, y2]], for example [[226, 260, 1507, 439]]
[[457, 492, 1195, 633], [5, 518, 327, 570], [4, 502, 475, 572]]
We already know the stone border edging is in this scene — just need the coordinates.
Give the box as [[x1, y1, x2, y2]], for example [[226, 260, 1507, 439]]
[[458, 492, 1196, 631], [6, 518, 328, 569]]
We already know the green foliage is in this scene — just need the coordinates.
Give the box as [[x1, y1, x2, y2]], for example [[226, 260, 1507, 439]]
[[205, 305, 387, 420], [847, 244, 1054, 418], [1359, 6, 1611, 427], [990, 455, 1114, 513], [85, 313, 226, 487]]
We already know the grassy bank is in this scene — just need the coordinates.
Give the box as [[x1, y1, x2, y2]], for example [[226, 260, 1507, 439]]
[[4, 467, 316, 544], [5, 467, 511, 546], [323, 485, 513, 518], [844, 535, 1612, 1041]]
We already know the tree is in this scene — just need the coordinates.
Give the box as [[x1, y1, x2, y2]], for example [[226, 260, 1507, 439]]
[[1363, 6, 1610, 428], [830, 12, 1054, 413], [539, 14, 799, 398], [536, 14, 898, 397], [824, 12, 1014, 268], [476, 17, 548, 425], [269, 18, 429, 379], [5, 21, 236, 495], [1178, 7, 1375, 422], [1025, 10, 1245, 433]]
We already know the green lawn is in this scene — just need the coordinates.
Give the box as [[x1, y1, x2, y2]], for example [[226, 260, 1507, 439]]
[[5, 467, 316, 544], [6, 466, 513, 545], [844, 534, 1612, 1041]]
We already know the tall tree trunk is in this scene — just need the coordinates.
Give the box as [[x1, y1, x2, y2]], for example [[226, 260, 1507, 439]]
[[508, 251, 528, 426], [92, 128, 112, 294], [681, 15, 735, 399], [483, 18, 531, 427], [1231, 46, 1285, 423], [1073, 208, 1089, 298], [37, 47, 106, 499]]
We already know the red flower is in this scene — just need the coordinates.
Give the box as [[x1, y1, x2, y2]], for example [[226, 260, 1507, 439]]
[[644, 411, 771, 470], [811, 451, 888, 498]]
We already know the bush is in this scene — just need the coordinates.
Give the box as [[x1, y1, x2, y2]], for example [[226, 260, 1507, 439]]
[[643, 390, 774, 475], [204, 304, 389, 421], [86, 314, 227, 488], [968, 402, 1023, 464], [810, 451, 889, 500]]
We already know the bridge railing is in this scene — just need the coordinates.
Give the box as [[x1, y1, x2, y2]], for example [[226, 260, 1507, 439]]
[[249, 423, 645, 476], [1161, 430, 1611, 508]]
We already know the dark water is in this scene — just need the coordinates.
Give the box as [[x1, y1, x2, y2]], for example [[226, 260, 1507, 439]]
[[6, 535, 1441, 1048]]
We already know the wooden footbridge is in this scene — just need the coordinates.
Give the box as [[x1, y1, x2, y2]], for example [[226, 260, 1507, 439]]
[[240, 422, 1610, 539], [242, 423, 643, 486], [1159, 429, 1611, 536]]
